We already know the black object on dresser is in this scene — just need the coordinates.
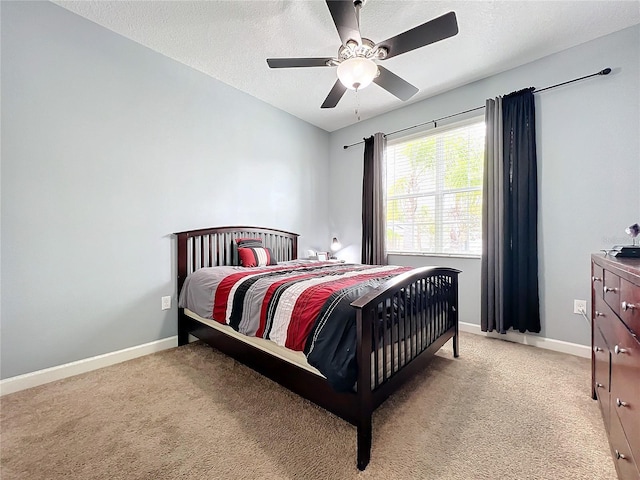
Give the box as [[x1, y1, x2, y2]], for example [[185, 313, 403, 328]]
[[592, 254, 640, 480]]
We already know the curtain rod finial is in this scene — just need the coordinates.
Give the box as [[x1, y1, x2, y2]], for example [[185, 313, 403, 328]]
[[600, 67, 612, 75]]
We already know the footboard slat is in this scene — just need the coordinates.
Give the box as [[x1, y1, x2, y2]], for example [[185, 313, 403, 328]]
[[391, 291, 397, 376], [382, 299, 388, 383], [404, 285, 410, 367], [418, 279, 424, 353], [373, 304, 381, 387], [434, 275, 439, 345]]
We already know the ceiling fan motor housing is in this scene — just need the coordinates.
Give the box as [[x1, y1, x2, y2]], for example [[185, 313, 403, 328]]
[[338, 38, 386, 61]]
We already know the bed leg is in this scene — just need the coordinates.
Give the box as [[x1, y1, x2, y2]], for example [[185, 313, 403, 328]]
[[453, 332, 459, 358], [356, 419, 372, 471], [178, 329, 189, 346], [178, 311, 189, 346]]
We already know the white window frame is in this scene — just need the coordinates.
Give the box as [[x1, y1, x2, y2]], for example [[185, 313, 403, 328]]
[[385, 116, 485, 258]]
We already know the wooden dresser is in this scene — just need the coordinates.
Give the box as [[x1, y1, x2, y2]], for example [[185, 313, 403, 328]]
[[592, 254, 640, 480]]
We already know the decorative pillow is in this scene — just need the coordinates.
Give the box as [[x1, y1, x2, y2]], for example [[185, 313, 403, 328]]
[[237, 246, 277, 267], [235, 237, 263, 248]]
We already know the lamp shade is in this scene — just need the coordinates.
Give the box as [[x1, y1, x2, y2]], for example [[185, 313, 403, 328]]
[[331, 237, 342, 252], [337, 57, 378, 91]]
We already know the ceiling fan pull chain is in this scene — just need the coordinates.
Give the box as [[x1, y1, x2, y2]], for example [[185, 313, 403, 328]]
[[355, 89, 361, 121]]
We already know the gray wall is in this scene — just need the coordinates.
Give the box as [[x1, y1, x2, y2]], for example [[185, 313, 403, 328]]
[[328, 25, 640, 346], [1, 1, 330, 378]]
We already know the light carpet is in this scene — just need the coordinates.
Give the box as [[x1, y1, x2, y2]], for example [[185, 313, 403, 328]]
[[0, 333, 615, 479]]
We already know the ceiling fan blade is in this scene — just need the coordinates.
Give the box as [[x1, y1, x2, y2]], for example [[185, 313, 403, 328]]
[[326, 0, 362, 47], [267, 58, 334, 68], [321, 80, 347, 108], [373, 66, 419, 101], [376, 11, 458, 60]]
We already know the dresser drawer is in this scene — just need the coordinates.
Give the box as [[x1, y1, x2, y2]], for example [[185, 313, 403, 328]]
[[594, 324, 611, 429], [621, 278, 640, 336], [595, 294, 618, 341], [604, 270, 622, 317], [610, 319, 640, 462], [610, 408, 640, 480]]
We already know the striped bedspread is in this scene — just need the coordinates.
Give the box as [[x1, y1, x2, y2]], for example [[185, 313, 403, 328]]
[[178, 260, 412, 391]]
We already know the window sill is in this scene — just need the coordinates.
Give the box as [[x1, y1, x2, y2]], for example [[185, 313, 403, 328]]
[[387, 251, 481, 260]]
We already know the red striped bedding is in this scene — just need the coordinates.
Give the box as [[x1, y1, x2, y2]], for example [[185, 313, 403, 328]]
[[178, 260, 413, 390]]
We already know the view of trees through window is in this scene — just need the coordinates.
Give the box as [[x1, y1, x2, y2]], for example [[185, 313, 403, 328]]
[[386, 118, 485, 255]]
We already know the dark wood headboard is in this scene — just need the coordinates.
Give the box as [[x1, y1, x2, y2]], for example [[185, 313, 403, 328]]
[[174, 226, 299, 294]]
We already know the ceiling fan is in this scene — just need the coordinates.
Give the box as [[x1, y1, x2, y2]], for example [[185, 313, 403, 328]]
[[266, 0, 459, 109]]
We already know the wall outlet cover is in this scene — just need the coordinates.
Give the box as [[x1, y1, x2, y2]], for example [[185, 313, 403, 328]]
[[573, 299, 587, 314], [161, 296, 171, 310]]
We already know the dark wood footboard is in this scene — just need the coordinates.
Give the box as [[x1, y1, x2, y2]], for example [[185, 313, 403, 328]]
[[175, 226, 460, 471], [351, 266, 460, 469]]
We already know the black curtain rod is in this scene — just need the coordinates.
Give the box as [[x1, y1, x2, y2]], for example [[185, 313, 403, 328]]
[[343, 67, 612, 149]]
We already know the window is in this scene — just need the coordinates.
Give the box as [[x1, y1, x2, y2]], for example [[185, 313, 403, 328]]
[[385, 118, 485, 256]]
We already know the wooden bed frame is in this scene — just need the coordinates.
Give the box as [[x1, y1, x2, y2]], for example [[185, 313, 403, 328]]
[[175, 225, 460, 470]]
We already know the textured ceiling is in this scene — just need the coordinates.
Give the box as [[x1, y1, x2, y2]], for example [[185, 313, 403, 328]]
[[53, 0, 640, 132]]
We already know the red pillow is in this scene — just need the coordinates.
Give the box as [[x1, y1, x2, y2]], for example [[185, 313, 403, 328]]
[[237, 247, 277, 267]]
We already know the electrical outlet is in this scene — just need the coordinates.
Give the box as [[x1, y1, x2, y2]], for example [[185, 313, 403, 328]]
[[161, 296, 171, 310], [573, 299, 587, 314]]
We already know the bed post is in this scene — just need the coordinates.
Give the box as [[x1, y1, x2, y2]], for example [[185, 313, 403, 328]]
[[355, 306, 373, 471], [176, 233, 189, 346], [452, 272, 460, 358]]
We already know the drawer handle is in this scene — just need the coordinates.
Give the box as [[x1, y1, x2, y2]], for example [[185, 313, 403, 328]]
[[615, 450, 627, 460], [594, 311, 604, 317], [616, 398, 629, 408], [596, 382, 604, 389], [604, 286, 618, 293], [622, 301, 637, 311], [592, 276, 602, 283], [614, 345, 628, 355], [594, 346, 603, 353]]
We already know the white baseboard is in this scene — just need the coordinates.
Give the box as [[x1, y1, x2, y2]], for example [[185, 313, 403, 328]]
[[459, 322, 590, 358], [0, 326, 590, 396], [0, 336, 178, 396]]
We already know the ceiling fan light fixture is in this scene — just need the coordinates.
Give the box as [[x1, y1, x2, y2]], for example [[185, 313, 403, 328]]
[[337, 57, 377, 91]]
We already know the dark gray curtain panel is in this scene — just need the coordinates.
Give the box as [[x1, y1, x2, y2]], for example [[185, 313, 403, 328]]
[[362, 133, 387, 265], [482, 88, 540, 334], [481, 97, 506, 333]]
